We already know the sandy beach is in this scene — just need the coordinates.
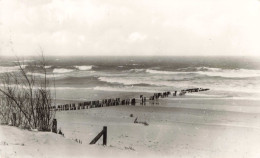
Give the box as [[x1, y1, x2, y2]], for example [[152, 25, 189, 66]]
[[1, 0, 260, 156], [1, 90, 260, 158]]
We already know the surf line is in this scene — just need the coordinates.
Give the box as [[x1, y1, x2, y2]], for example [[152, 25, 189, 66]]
[[50, 88, 209, 111]]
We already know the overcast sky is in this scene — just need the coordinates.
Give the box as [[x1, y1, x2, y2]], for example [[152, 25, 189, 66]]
[[0, 0, 260, 56]]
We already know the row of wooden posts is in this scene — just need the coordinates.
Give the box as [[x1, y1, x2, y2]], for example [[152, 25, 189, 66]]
[[55, 91, 174, 111], [35, 88, 209, 112], [179, 88, 210, 95]]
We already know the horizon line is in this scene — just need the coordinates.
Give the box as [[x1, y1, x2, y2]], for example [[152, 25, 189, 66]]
[[1, 55, 260, 57]]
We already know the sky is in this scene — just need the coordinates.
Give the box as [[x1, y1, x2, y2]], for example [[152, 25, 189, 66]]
[[0, 0, 260, 56]]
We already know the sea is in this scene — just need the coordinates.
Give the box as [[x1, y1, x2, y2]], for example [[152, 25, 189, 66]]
[[0, 56, 260, 101]]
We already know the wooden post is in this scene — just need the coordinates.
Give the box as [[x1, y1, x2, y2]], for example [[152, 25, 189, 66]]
[[12, 113, 16, 126], [52, 119, 57, 133], [103, 126, 107, 145], [89, 126, 107, 146]]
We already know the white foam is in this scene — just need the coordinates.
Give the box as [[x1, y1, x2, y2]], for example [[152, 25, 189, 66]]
[[0, 83, 81, 90], [0, 66, 18, 73], [98, 76, 145, 85], [196, 69, 260, 78], [0, 83, 49, 89], [13, 60, 34, 63], [74, 65, 93, 71], [209, 86, 260, 94], [146, 68, 260, 78], [98, 76, 186, 87], [0, 65, 27, 73], [146, 69, 189, 75], [53, 68, 74, 74], [93, 86, 160, 93], [44, 65, 52, 69], [177, 67, 222, 72], [54, 87, 92, 90], [126, 69, 145, 73], [26, 72, 62, 78], [196, 67, 222, 71]]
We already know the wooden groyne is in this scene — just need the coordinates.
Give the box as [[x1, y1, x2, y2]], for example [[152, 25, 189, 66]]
[[49, 88, 209, 111], [179, 88, 210, 96]]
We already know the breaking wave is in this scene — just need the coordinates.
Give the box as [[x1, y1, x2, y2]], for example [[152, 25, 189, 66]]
[[146, 69, 186, 75], [44, 65, 52, 69], [197, 69, 260, 78], [98, 77, 145, 85], [0, 65, 27, 73], [146, 67, 260, 78], [177, 67, 222, 72], [74, 65, 93, 71], [0, 66, 19, 73], [126, 69, 146, 73], [13, 60, 34, 63], [53, 68, 74, 74], [93, 86, 160, 93], [26, 72, 63, 78], [98, 76, 177, 87]]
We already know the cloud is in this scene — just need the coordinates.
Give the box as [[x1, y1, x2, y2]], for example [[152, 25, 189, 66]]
[[0, 0, 260, 56]]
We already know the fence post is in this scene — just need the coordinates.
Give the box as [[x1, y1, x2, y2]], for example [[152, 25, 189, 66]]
[[89, 126, 107, 145], [52, 119, 57, 133], [103, 126, 107, 146], [12, 113, 16, 126]]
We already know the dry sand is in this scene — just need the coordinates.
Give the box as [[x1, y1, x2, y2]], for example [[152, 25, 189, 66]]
[[1, 93, 260, 158]]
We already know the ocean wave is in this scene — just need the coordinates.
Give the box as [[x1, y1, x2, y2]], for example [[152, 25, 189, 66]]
[[97, 75, 260, 96], [13, 60, 34, 63], [146, 67, 223, 75], [146, 68, 260, 78], [0, 65, 27, 73], [93, 86, 161, 93], [74, 65, 93, 71], [54, 87, 92, 90], [98, 77, 145, 85], [0, 83, 85, 90], [209, 86, 260, 94], [53, 68, 74, 73], [196, 67, 222, 71], [98, 76, 183, 87], [146, 69, 189, 75], [197, 69, 260, 78], [177, 67, 222, 72], [0, 66, 19, 73], [26, 72, 63, 78], [126, 69, 146, 73], [93, 86, 259, 99], [44, 65, 52, 69]]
